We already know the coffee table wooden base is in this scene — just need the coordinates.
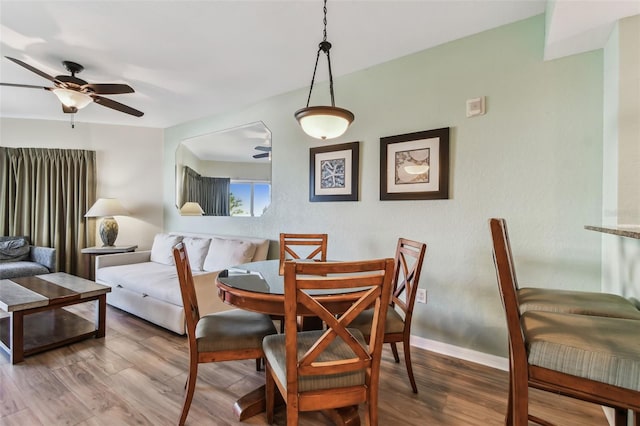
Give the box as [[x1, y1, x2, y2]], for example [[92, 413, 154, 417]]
[[0, 274, 109, 364], [0, 308, 99, 362]]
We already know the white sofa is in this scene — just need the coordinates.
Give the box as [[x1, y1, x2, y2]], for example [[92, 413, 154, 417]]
[[95, 232, 270, 334]]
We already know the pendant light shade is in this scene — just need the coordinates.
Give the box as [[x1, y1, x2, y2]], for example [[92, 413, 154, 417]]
[[295, 0, 354, 140], [294, 106, 354, 140]]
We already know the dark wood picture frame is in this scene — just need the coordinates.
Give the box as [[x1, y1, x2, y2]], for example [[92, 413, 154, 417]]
[[380, 127, 450, 200], [309, 141, 359, 202]]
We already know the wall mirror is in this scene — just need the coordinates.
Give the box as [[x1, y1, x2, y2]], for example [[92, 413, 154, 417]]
[[175, 121, 271, 216]]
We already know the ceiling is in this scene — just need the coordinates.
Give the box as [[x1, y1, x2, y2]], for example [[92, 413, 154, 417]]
[[0, 1, 637, 129]]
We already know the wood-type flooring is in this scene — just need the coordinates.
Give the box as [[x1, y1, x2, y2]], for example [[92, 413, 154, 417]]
[[0, 302, 609, 425]]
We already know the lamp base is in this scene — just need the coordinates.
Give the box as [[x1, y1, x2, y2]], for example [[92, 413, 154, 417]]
[[99, 217, 119, 247]]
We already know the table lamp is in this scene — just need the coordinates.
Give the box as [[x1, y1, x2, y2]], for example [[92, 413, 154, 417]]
[[85, 198, 129, 247], [180, 202, 204, 216]]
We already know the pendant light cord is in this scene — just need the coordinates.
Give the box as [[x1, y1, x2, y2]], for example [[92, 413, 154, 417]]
[[305, 0, 336, 108]]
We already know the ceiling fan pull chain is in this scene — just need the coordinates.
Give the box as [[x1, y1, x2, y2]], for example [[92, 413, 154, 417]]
[[71, 114, 75, 129]]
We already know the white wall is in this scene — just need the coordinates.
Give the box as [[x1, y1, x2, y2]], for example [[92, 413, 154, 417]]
[[163, 15, 604, 357], [0, 118, 164, 250], [602, 15, 640, 304]]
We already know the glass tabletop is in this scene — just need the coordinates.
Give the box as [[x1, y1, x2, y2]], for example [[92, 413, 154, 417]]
[[217, 259, 369, 296]]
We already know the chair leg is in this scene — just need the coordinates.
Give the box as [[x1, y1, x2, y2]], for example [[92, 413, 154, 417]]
[[368, 397, 379, 426], [389, 342, 400, 363], [265, 362, 275, 424], [634, 410, 639, 426], [402, 337, 418, 394], [511, 368, 528, 426], [256, 358, 262, 371], [179, 358, 198, 426], [286, 401, 299, 426], [505, 369, 513, 426]]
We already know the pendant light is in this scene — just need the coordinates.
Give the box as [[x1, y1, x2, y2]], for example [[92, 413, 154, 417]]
[[295, 0, 354, 140]]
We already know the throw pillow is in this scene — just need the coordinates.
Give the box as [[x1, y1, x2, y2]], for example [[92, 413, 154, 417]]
[[150, 233, 183, 265], [182, 237, 211, 271], [203, 238, 257, 272], [0, 236, 30, 262]]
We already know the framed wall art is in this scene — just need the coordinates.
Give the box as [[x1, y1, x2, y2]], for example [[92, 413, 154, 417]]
[[380, 127, 450, 200], [309, 141, 359, 202]]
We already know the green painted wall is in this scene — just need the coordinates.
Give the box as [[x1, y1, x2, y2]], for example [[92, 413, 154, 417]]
[[164, 15, 603, 357]]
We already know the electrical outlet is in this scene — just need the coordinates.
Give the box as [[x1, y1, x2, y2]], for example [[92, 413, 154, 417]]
[[416, 288, 427, 304]]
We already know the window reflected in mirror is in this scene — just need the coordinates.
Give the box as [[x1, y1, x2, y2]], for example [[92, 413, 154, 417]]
[[176, 122, 271, 216]]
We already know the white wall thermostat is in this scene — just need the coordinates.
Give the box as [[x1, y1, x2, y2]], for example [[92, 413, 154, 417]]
[[466, 97, 485, 118]]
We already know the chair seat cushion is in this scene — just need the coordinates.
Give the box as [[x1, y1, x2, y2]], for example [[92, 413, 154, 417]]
[[196, 309, 277, 352], [349, 307, 405, 336], [523, 311, 640, 391], [518, 287, 640, 320], [263, 329, 367, 393]]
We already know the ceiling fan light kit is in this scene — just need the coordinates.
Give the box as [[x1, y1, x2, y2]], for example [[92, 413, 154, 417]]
[[52, 88, 92, 110], [295, 0, 354, 140], [1, 56, 144, 122]]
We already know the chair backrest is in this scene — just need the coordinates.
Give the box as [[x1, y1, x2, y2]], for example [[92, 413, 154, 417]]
[[173, 242, 201, 341], [391, 238, 427, 325], [489, 218, 527, 366], [282, 258, 394, 398], [279, 233, 328, 275]]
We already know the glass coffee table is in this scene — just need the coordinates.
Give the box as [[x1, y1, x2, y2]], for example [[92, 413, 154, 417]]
[[0, 272, 111, 364]]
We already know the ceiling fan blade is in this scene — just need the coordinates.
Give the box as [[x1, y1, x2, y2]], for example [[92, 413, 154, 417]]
[[5, 56, 61, 85], [82, 83, 134, 95], [253, 152, 269, 159], [92, 95, 144, 117], [0, 82, 52, 91], [254, 146, 271, 152]]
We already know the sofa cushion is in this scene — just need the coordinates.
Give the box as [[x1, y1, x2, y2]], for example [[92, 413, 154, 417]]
[[203, 238, 257, 272], [0, 236, 30, 263], [0, 261, 50, 279], [182, 237, 211, 272], [150, 233, 183, 265], [97, 261, 212, 306]]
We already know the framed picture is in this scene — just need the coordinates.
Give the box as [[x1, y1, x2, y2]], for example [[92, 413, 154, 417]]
[[309, 141, 359, 202], [380, 127, 450, 200]]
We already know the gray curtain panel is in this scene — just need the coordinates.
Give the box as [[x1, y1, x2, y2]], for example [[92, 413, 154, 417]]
[[182, 166, 230, 216], [0, 147, 96, 276]]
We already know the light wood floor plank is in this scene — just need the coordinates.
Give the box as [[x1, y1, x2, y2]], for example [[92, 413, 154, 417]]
[[0, 304, 609, 425]]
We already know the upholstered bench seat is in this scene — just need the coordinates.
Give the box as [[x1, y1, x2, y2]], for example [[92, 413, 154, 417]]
[[523, 311, 640, 391], [518, 287, 640, 320]]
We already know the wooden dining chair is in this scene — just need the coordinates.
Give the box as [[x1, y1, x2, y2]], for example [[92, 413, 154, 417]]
[[350, 237, 427, 393], [172, 242, 278, 426], [278, 233, 328, 275], [263, 258, 395, 426], [489, 218, 640, 426], [496, 218, 640, 320]]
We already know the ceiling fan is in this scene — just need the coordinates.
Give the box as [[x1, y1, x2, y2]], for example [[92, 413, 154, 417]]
[[253, 145, 271, 159], [0, 56, 143, 117]]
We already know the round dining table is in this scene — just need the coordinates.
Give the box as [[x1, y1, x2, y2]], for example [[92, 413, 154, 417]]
[[216, 259, 365, 426]]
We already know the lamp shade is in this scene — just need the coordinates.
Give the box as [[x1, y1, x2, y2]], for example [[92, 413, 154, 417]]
[[180, 202, 204, 216], [85, 198, 129, 218], [53, 88, 92, 109], [295, 106, 354, 140]]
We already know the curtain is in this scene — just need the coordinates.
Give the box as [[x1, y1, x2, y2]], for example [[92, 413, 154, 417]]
[[182, 166, 230, 216], [0, 147, 96, 276]]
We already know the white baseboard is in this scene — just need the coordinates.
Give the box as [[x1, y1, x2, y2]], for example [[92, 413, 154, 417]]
[[409, 336, 616, 425], [410, 334, 509, 371]]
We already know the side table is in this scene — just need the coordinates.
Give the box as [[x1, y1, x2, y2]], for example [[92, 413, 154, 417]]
[[81, 245, 138, 280]]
